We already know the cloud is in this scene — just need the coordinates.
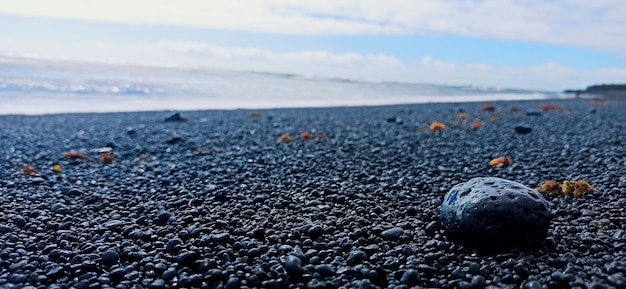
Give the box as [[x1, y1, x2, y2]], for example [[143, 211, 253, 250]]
[[420, 56, 458, 71], [3, 37, 626, 90], [1, 0, 625, 54]]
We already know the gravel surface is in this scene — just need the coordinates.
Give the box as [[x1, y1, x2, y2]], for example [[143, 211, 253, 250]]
[[0, 99, 624, 289]]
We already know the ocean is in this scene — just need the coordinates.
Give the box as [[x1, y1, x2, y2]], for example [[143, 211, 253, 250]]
[[0, 56, 563, 115]]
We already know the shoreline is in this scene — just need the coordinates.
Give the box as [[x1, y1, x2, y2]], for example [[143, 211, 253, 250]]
[[0, 98, 624, 288], [0, 95, 575, 117]]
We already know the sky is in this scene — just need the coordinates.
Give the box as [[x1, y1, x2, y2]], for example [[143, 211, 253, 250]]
[[1, 0, 626, 91]]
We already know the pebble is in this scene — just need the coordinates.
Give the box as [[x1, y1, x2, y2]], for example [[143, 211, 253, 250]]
[[210, 232, 230, 242], [514, 124, 533, 134], [166, 137, 184, 144], [50, 203, 69, 214], [156, 211, 174, 223], [164, 112, 187, 122], [400, 269, 419, 285], [406, 206, 418, 216], [380, 227, 404, 240], [224, 277, 240, 289], [103, 220, 124, 229], [101, 249, 120, 264], [161, 269, 177, 282], [471, 275, 486, 288], [284, 255, 303, 276], [148, 279, 166, 289], [523, 280, 542, 289], [65, 188, 85, 196], [440, 177, 551, 251], [526, 110, 542, 116], [315, 264, 336, 277], [307, 225, 325, 239], [108, 267, 126, 281], [46, 265, 65, 279], [347, 250, 367, 264], [0, 225, 12, 233], [177, 251, 199, 265]]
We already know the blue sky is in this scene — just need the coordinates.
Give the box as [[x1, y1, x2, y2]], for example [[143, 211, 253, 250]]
[[1, 0, 626, 90]]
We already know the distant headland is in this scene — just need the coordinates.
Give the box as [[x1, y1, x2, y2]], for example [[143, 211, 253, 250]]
[[564, 84, 626, 99]]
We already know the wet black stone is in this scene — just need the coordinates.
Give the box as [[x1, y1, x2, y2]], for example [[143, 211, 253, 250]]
[[166, 137, 184, 144], [165, 238, 182, 252], [31, 177, 45, 185], [307, 225, 324, 239], [164, 113, 187, 122], [526, 110, 542, 116], [101, 249, 119, 265], [8, 273, 28, 284], [205, 269, 225, 283], [214, 191, 229, 202], [161, 269, 177, 282], [471, 275, 486, 288], [0, 225, 12, 233], [406, 206, 418, 216], [156, 211, 173, 223], [210, 232, 230, 242], [608, 273, 625, 288], [424, 221, 439, 235], [400, 269, 419, 285], [557, 252, 577, 264], [177, 251, 199, 265], [284, 255, 302, 276], [148, 279, 166, 289], [46, 265, 65, 279], [224, 276, 240, 289], [251, 228, 265, 240], [440, 177, 551, 251], [514, 124, 533, 134], [103, 220, 124, 229], [65, 188, 85, 196], [347, 250, 367, 264], [523, 280, 543, 289], [381, 227, 404, 240], [417, 265, 438, 275], [315, 264, 336, 277], [50, 203, 69, 214], [307, 279, 327, 289]]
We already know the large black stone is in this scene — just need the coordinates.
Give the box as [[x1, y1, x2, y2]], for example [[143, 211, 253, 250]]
[[440, 177, 551, 252]]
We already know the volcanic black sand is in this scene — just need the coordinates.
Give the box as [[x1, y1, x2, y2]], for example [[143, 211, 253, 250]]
[[0, 99, 624, 289]]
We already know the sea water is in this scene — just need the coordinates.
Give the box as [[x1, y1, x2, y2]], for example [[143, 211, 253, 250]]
[[0, 56, 562, 115]]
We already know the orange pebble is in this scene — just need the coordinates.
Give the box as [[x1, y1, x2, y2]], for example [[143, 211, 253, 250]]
[[482, 104, 496, 112], [458, 113, 468, 120], [53, 165, 62, 172], [278, 134, 294, 143], [100, 153, 115, 164], [63, 151, 90, 160], [561, 180, 595, 197], [430, 121, 446, 131], [536, 180, 562, 193], [301, 132, 312, 140], [472, 119, 482, 129], [489, 156, 512, 166], [21, 165, 37, 175], [539, 103, 560, 112]]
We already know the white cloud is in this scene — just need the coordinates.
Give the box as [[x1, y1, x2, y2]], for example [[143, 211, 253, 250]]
[[420, 56, 458, 71], [2, 37, 625, 91], [1, 0, 626, 53]]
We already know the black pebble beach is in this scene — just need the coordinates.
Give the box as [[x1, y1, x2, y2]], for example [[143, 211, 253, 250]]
[[0, 99, 624, 289]]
